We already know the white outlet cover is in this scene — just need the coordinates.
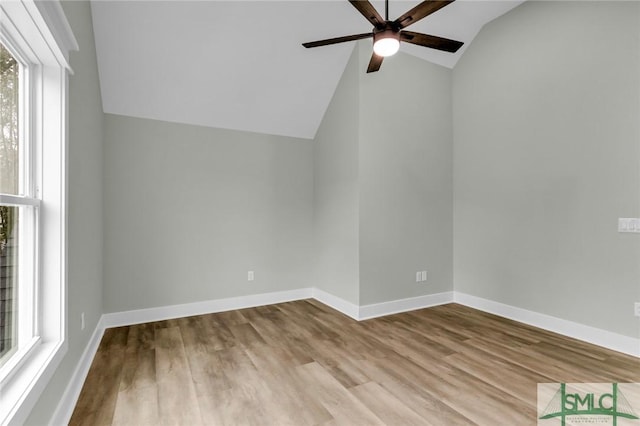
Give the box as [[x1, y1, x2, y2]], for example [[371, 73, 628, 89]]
[[619, 218, 640, 233], [421, 271, 427, 281]]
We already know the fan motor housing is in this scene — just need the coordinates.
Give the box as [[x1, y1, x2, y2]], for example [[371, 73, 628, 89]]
[[373, 24, 400, 44]]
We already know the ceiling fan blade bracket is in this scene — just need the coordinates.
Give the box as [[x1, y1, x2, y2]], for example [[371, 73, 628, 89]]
[[398, 16, 413, 27], [401, 32, 414, 41], [394, 1, 455, 29], [348, 0, 385, 28], [400, 30, 463, 53]]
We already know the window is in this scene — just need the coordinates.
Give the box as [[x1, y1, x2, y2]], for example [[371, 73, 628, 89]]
[[0, 1, 76, 424], [0, 41, 20, 362], [1, 39, 38, 368]]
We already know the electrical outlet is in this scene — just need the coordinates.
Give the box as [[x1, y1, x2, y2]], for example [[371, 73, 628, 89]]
[[635, 302, 640, 317], [248, 271, 254, 281], [81, 312, 85, 330], [416, 271, 421, 282], [421, 271, 427, 282], [619, 218, 640, 233]]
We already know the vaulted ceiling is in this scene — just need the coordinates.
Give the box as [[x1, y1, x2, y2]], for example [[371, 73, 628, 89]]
[[90, 0, 524, 139]]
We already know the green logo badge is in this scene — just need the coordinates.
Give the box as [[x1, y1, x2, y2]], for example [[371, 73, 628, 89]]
[[538, 383, 640, 425]]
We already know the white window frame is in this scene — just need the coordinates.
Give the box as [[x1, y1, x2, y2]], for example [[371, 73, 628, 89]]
[[0, 1, 76, 425], [0, 21, 40, 377]]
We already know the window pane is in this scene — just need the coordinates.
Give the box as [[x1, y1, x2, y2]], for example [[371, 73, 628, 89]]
[[0, 205, 18, 361], [0, 42, 20, 196]]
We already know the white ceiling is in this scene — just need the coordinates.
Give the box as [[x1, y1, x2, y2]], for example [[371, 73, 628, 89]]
[[90, 0, 524, 139]]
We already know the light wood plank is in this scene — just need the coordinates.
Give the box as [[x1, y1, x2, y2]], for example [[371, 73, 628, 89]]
[[295, 362, 385, 425], [112, 324, 159, 426], [350, 381, 432, 425], [155, 326, 203, 425]]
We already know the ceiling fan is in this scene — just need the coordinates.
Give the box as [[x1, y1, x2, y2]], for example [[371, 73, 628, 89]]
[[303, 0, 463, 73]]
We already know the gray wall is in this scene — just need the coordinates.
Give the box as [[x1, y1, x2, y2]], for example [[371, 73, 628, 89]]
[[26, 1, 105, 423], [103, 115, 314, 313], [312, 42, 454, 306], [358, 43, 454, 305], [313, 47, 360, 304], [453, 1, 640, 337]]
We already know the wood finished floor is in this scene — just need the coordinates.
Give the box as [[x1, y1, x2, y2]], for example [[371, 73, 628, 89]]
[[70, 301, 640, 425]]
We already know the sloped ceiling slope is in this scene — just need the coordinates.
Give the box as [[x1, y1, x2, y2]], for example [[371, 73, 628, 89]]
[[91, 1, 523, 139]]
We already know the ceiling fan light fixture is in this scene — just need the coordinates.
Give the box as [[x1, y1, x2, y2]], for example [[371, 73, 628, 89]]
[[373, 29, 400, 57]]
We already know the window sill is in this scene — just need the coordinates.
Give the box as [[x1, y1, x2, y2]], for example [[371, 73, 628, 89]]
[[0, 340, 67, 425], [0, 337, 40, 384]]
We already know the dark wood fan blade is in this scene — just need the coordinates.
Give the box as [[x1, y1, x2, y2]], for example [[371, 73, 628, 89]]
[[367, 52, 383, 73], [348, 0, 385, 28], [303, 32, 373, 48], [394, 1, 455, 29], [401, 30, 463, 52]]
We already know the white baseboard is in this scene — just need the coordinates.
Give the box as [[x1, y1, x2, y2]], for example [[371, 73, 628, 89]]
[[311, 288, 360, 320], [55, 287, 639, 425], [453, 291, 640, 358], [358, 291, 454, 320], [102, 288, 314, 328], [49, 316, 105, 425]]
